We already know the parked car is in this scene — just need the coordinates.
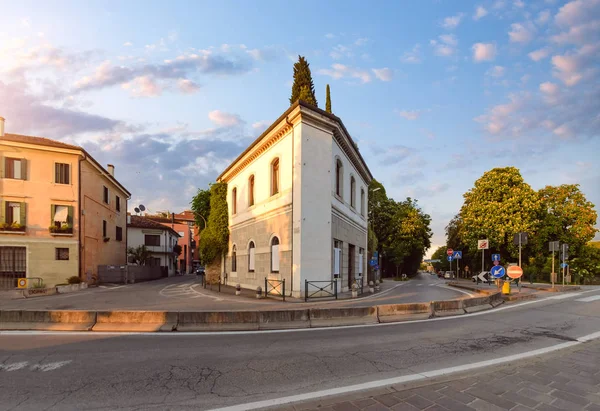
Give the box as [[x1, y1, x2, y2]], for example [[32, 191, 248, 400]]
[[444, 271, 455, 279], [195, 266, 205, 276]]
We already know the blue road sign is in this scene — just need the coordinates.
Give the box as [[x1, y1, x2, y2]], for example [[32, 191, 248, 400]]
[[490, 265, 505, 279], [374, 265, 379, 271], [492, 254, 501, 262], [369, 259, 376, 267], [447, 256, 453, 262], [453, 251, 462, 259], [561, 263, 568, 268], [373, 251, 379, 259]]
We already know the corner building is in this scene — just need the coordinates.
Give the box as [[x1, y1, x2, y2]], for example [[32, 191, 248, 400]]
[[217, 101, 373, 298]]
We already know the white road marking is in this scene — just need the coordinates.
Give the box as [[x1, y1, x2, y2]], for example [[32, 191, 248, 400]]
[[417, 284, 423, 286], [575, 295, 600, 303], [0, 361, 29, 371], [438, 285, 474, 297], [30, 360, 72, 372], [548, 293, 584, 300], [209, 331, 600, 411]]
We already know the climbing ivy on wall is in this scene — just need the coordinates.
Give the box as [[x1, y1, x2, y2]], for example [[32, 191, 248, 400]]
[[198, 182, 229, 266]]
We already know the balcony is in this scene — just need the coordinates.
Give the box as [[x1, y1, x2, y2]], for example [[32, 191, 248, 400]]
[[0, 223, 26, 234], [49, 225, 74, 236]]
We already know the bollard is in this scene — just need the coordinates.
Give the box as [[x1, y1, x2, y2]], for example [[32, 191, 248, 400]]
[[502, 280, 511, 295], [369, 281, 375, 293], [351, 283, 358, 299], [256, 287, 262, 299], [236, 284, 241, 296], [375, 280, 380, 292]]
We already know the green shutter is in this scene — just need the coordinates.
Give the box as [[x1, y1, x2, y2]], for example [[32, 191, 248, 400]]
[[20, 202, 26, 227], [67, 206, 74, 226], [20, 159, 27, 180], [0, 156, 3, 178], [0, 200, 5, 224], [51, 204, 56, 226]]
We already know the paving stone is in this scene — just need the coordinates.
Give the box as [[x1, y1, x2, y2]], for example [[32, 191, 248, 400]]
[[518, 388, 555, 405], [534, 404, 566, 411], [469, 398, 507, 411], [437, 387, 476, 405], [374, 394, 402, 408], [332, 401, 361, 411], [403, 395, 434, 410], [501, 390, 541, 409], [465, 388, 517, 409], [549, 397, 589, 410], [584, 404, 600, 411], [510, 406, 536, 411], [352, 398, 377, 409], [434, 396, 476, 411], [446, 378, 477, 392], [410, 387, 444, 401], [424, 406, 449, 411], [390, 402, 420, 411], [364, 403, 392, 411], [392, 390, 417, 400], [520, 382, 554, 394]]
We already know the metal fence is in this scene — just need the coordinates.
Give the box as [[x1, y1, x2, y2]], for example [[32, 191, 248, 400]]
[[265, 278, 285, 301], [0, 274, 43, 290], [305, 280, 338, 302]]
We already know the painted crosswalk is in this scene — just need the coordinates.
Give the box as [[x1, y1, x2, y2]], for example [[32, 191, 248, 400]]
[[0, 360, 71, 372], [575, 295, 600, 303], [159, 282, 223, 301]]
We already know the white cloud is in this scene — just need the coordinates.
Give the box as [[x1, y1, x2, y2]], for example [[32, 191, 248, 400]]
[[355, 38, 368, 46], [472, 43, 496, 62], [551, 44, 599, 86], [442, 13, 465, 29], [318, 63, 372, 83], [528, 48, 551, 61], [120, 75, 161, 97], [396, 109, 425, 120], [536, 10, 551, 24], [488, 65, 505, 77], [555, 0, 600, 27], [208, 110, 242, 127], [252, 120, 270, 134], [431, 34, 458, 57], [177, 79, 200, 94], [439, 34, 458, 46], [325, 33, 336, 39], [493, 0, 506, 9], [513, 0, 525, 8], [330, 44, 353, 60], [372, 68, 393, 81], [401, 44, 422, 63], [539, 81, 559, 94], [552, 20, 600, 45], [473, 6, 488, 20], [123, 42, 133, 47], [509, 22, 536, 43]]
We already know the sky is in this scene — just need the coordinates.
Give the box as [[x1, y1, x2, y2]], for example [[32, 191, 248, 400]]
[[1, 0, 599, 255]]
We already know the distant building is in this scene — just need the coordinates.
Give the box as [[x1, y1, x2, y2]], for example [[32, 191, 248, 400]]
[[217, 101, 373, 297], [0, 116, 130, 287], [126, 215, 180, 276]]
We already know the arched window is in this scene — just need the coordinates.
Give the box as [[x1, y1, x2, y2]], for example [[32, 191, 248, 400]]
[[231, 245, 237, 272], [350, 176, 356, 208], [361, 189, 365, 216], [271, 236, 280, 273], [271, 158, 279, 196], [248, 175, 255, 207], [335, 159, 343, 197], [248, 241, 256, 272], [232, 188, 237, 215]]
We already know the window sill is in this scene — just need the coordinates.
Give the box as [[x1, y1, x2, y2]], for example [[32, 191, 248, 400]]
[[50, 232, 74, 237], [0, 230, 26, 235]]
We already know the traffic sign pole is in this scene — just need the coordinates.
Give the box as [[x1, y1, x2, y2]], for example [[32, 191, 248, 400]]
[[552, 247, 555, 288]]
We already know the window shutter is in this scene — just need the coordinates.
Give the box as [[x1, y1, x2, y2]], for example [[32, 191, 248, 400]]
[[271, 244, 280, 272], [359, 254, 363, 274], [20, 202, 26, 227], [51, 204, 56, 225], [20, 159, 27, 180], [0, 156, 4, 178], [67, 206, 74, 225], [334, 248, 340, 275], [0, 201, 5, 223], [249, 247, 255, 270]]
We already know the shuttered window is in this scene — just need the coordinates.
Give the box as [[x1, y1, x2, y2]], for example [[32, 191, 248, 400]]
[[271, 237, 280, 273], [333, 240, 342, 275], [4, 158, 26, 180], [55, 163, 70, 184], [248, 241, 256, 272], [359, 248, 364, 274]]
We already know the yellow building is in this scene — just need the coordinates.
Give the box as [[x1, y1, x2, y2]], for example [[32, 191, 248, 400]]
[[0, 117, 131, 287]]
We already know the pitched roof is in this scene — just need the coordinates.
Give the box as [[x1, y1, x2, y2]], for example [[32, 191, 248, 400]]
[[128, 215, 180, 237], [1, 133, 81, 150], [1, 132, 131, 196]]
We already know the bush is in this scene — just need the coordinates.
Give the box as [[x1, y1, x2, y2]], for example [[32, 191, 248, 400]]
[[67, 276, 82, 284]]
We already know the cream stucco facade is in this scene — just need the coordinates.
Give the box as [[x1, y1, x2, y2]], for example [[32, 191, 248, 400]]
[[217, 101, 372, 297], [0, 125, 130, 287]]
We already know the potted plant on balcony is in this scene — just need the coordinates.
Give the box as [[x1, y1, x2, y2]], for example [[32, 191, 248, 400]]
[[49, 223, 73, 234], [0, 222, 26, 232]]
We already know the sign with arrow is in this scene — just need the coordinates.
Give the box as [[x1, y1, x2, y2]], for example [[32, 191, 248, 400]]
[[492, 254, 500, 262], [490, 265, 505, 279], [447, 256, 453, 262], [477, 272, 489, 282]]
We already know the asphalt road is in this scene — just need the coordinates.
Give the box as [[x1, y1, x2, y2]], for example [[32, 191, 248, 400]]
[[1, 287, 599, 410], [0, 273, 468, 311]]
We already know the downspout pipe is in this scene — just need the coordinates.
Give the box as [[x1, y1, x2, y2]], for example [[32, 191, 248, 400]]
[[286, 115, 294, 297], [78, 153, 86, 281]]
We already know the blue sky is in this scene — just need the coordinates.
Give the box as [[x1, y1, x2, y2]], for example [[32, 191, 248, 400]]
[[1, 0, 599, 254]]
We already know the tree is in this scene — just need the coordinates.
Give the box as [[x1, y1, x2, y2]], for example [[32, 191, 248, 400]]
[[325, 84, 331, 113], [431, 246, 450, 272], [190, 187, 211, 230], [459, 167, 541, 260], [127, 245, 151, 265], [570, 244, 600, 284], [173, 244, 182, 256], [290, 56, 318, 107], [198, 183, 229, 284]]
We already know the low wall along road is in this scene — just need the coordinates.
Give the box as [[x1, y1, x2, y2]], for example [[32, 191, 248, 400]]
[[0, 287, 506, 332]]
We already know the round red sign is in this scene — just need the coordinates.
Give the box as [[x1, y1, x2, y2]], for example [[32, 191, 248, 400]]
[[507, 265, 523, 279], [447, 248, 454, 256]]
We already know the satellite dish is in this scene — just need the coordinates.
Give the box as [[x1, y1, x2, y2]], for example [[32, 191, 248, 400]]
[[134, 207, 140, 213], [139, 204, 146, 212]]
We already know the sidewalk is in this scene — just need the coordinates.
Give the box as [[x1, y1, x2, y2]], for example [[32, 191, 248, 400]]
[[449, 279, 542, 302], [294, 340, 600, 411]]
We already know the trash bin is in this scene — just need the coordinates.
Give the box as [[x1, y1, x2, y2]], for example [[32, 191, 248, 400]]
[[502, 280, 511, 295]]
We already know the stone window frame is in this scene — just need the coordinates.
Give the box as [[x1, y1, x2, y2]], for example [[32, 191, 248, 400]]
[[248, 240, 256, 272], [231, 186, 238, 215], [360, 188, 365, 216], [231, 244, 237, 273], [350, 174, 356, 209], [270, 234, 280, 273], [248, 174, 255, 207], [270, 157, 280, 197], [335, 157, 344, 199]]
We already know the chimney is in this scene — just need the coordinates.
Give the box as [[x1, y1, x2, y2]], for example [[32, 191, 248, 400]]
[[107, 164, 114, 176], [0, 116, 5, 136]]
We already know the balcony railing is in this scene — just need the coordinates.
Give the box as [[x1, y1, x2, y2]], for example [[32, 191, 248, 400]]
[[49, 225, 73, 234]]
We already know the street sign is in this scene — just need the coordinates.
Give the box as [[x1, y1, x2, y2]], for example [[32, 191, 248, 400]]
[[561, 263, 568, 268], [369, 259, 376, 267], [374, 265, 379, 270], [453, 251, 462, 259], [507, 265, 523, 279], [17, 278, 27, 289], [560, 244, 569, 260], [549, 241, 560, 252], [447, 248, 454, 256], [447, 256, 453, 262], [477, 272, 488, 282], [490, 265, 505, 279], [478, 239, 489, 250], [514, 232, 528, 246], [492, 254, 500, 262]]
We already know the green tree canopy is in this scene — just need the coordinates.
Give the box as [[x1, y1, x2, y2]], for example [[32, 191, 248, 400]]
[[198, 183, 229, 266], [127, 245, 151, 265], [325, 84, 331, 113], [290, 56, 317, 107], [190, 187, 211, 230]]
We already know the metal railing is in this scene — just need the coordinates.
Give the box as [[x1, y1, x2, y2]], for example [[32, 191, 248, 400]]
[[305, 280, 338, 302], [265, 278, 285, 301], [0, 274, 42, 290]]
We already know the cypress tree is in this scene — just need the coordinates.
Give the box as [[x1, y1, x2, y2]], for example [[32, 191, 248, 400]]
[[290, 55, 318, 107], [325, 84, 332, 113]]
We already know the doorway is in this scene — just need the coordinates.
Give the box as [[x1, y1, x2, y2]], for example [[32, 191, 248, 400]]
[[348, 244, 355, 288]]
